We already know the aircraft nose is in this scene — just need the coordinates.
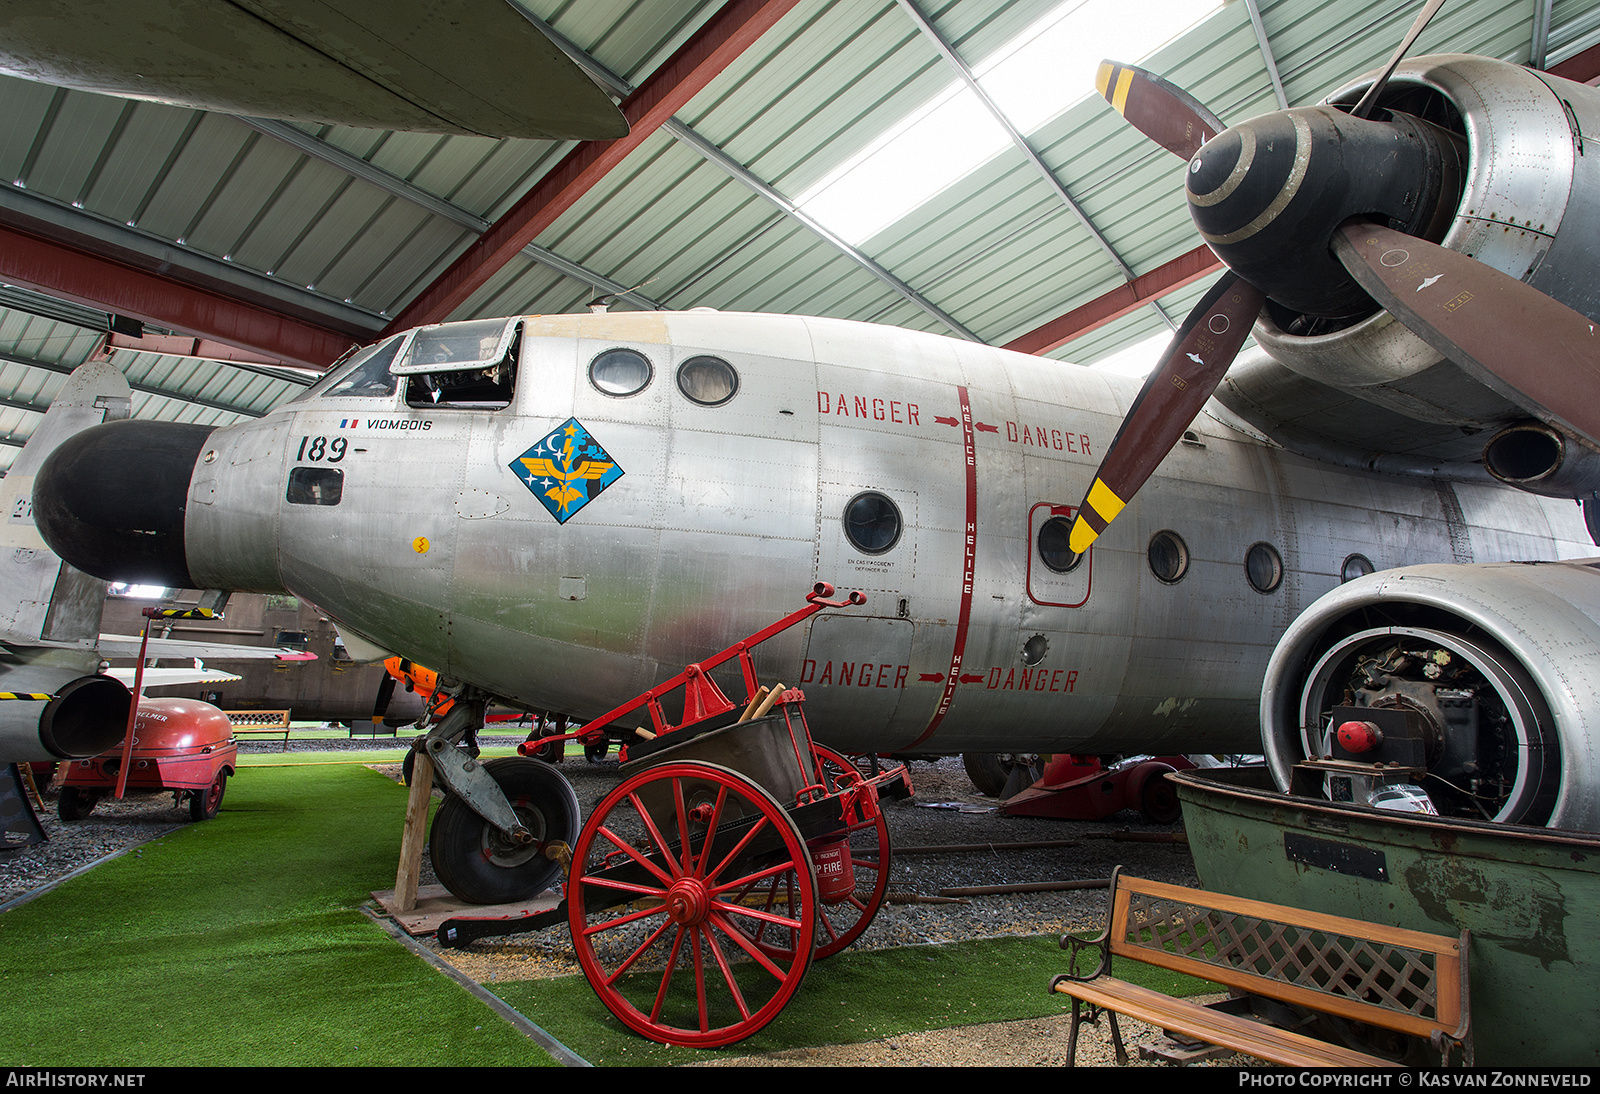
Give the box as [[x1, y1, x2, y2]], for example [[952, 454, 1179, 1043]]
[[32, 419, 215, 587]]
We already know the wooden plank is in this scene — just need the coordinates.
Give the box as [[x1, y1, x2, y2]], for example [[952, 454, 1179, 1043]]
[[394, 751, 433, 913], [1100, 875, 1465, 1041], [1119, 875, 1462, 954], [1054, 978, 1399, 1067]]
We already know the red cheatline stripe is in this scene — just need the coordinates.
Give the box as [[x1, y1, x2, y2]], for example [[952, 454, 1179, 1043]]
[[910, 385, 978, 747]]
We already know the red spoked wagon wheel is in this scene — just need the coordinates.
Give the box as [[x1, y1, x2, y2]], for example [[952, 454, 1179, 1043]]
[[732, 745, 893, 960], [567, 761, 816, 1047], [807, 745, 892, 957]]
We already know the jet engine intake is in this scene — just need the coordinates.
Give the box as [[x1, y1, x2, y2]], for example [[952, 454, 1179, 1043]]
[[0, 673, 132, 762], [1260, 560, 1600, 832]]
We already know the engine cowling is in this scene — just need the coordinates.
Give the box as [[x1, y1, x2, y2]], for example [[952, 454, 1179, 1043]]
[[1249, 55, 1600, 435], [0, 670, 132, 762], [1260, 559, 1600, 832]]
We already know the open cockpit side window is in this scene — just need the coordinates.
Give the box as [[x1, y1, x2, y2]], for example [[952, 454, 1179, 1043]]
[[393, 317, 521, 410]]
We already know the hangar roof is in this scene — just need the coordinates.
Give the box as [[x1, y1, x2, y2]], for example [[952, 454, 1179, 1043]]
[[0, 0, 1596, 470]]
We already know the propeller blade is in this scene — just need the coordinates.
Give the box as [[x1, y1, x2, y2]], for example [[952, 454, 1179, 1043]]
[[1096, 60, 1224, 160], [373, 672, 397, 720], [1069, 272, 1267, 553], [1349, 0, 1447, 119], [1332, 223, 1600, 444]]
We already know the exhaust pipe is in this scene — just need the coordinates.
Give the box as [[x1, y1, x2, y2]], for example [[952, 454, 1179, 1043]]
[[1483, 422, 1600, 498]]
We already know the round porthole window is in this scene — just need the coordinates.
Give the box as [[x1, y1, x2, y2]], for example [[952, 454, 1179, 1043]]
[[1245, 542, 1283, 593], [677, 355, 739, 406], [588, 348, 653, 397], [1037, 516, 1084, 573], [1341, 553, 1376, 583], [1148, 531, 1189, 584], [843, 492, 902, 554]]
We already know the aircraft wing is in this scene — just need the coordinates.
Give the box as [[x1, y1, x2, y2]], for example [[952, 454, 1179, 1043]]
[[97, 635, 320, 662], [1213, 349, 1499, 481], [102, 665, 242, 689], [0, 0, 628, 141]]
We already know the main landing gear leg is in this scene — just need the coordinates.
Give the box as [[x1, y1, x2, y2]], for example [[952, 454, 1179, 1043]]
[[419, 686, 581, 904]]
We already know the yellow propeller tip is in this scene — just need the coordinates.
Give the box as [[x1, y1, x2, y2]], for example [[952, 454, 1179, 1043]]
[[1095, 62, 1115, 99], [1069, 519, 1100, 555]]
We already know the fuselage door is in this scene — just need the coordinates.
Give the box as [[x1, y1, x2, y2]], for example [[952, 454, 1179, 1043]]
[[1027, 502, 1092, 608]]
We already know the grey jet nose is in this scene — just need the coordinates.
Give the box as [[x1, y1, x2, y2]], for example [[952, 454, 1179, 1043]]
[[32, 419, 215, 588]]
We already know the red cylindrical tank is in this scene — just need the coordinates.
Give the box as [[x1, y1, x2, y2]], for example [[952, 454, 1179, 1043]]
[[62, 697, 238, 816]]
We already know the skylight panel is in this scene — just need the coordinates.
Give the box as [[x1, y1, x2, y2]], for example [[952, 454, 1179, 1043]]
[[796, 0, 1221, 245]]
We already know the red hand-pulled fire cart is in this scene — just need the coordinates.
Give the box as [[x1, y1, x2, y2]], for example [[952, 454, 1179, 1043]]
[[437, 582, 912, 1048]]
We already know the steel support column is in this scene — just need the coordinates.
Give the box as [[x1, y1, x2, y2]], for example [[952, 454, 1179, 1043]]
[[0, 223, 358, 369], [1002, 244, 1220, 357]]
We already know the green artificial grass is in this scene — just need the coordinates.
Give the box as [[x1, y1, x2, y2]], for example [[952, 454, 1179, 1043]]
[[492, 933, 1218, 1067], [0, 763, 557, 1067], [1, 755, 1214, 1068]]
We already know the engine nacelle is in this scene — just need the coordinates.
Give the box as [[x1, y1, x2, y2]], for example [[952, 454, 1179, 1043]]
[[1251, 55, 1600, 433], [1261, 559, 1600, 832], [0, 670, 132, 762]]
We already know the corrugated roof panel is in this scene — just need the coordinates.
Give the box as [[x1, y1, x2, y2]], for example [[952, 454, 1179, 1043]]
[[537, 0, 721, 87], [76, 102, 204, 223], [220, 157, 367, 274], [12, 89, 128, 199], [126, 113, 257, 243], [0, 311, 100, 371], [1055, 276, 1217, 365], [0, 78, 59, 186], [177, 132, 310, 256]]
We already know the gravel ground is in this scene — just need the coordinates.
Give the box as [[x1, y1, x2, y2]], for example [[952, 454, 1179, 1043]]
[[1, 739, 1251, 1066]]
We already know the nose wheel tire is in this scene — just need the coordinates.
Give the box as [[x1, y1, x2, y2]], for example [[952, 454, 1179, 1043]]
[[567, 761, 815, 1047], [429, 757, 580, 904]]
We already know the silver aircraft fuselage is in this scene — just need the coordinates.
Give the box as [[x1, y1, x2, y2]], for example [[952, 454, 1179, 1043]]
[[178, 311, 1592, 755]]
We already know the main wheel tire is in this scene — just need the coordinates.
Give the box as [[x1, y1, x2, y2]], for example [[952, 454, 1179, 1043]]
[[429, 757, 580, 904], [189, 771, 228, 821], [57, 786, 98, 821], [1136, 765, 1181, 825], [568, 761, 815, 1048], [962, 752, 1039, 797]]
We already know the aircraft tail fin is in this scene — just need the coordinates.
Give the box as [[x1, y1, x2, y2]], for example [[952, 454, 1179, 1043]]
[[0, 361, 132, 646]]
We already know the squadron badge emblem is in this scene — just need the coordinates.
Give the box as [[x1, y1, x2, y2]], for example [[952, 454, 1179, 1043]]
[[510, 418, 624, 524]]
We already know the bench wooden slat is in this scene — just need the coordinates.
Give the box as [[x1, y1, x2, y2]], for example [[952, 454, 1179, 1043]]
[[222, 710, 292, 751], [1109, 878, 1464, 1039], [1052, 977, 1400, 1067]]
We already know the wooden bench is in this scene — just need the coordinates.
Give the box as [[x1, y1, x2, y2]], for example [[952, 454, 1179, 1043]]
[[223, 709, 292, 751], [1050, 869, 1472, 1067]]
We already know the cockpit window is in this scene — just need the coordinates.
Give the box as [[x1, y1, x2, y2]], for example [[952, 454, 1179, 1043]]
[[394, 318, 521, 410], [295, 335, 403, 403]]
